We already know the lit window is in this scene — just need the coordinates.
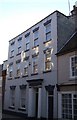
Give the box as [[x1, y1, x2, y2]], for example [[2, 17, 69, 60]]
[[70, 56, 77, 78], [32, 56, 38, 73], [45, 23, 51, 41], [20, 88, 26, 108], [44, 50, 51, 71], [24, 67, 28, 75]]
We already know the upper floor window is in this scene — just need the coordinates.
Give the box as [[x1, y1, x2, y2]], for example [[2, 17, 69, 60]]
[[44, 20, 51, 42], [10, 41, 15, 57], [24, 61, 29, 75], [18, 47, 21, 54], [9, 63, 13, 77], [44, 50, 51, 71], [70, 56, 77, 78], [32, 56, 38, 74], [25, 33, 30, 51], [33, 27, 39, 47], [16, 60, 21, 77], [45, 23, 51, 41], [11, 50, 14, 57], [18, 37, 22, 47]]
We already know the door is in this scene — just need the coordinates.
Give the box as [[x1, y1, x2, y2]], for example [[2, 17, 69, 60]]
[[48, 91, 53, 119]]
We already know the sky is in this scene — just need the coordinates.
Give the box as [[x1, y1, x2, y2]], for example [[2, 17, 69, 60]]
[[0, 0, 76, 64]]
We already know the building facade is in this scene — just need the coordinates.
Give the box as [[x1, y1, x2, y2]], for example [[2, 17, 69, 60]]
[[4, 10, 75, 119]]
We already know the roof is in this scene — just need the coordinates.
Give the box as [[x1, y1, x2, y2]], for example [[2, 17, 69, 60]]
[[56, 31, 77, 56], [9, 10, 68, 42]]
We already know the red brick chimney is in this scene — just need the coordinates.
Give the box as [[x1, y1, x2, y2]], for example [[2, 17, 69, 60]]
[[71, 3, 77, 31]]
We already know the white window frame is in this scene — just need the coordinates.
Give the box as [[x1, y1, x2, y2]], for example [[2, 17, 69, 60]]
[[61, 92, 77, 119], [70, 55, 77, 79]]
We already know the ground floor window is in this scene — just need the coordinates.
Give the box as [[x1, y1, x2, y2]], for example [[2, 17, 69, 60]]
[[62, 93, 77, 119], [10, 89, 15, 107], [20, 87, 26, 109]]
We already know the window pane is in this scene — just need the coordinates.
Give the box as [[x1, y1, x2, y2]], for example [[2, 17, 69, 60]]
[[45, 50, 51, 71], [46, 32, 51, 41], [46, 23, 51, 33], [62, 94, 72, 119], [33, 56, 38, 73], [24, 67, 28, 75], [73, 94, 77, 119], [34, 31, 38, 39], [20, 89, 26, 108], [34, 39, 38, 46], [26, 43, 29, 50], [71, 56, 77, 77]]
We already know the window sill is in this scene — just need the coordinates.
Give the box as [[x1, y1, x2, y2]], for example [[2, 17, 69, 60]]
[[16, 53, 21, 56], [31, 73, 38, 76], [14, 76, 20, 79], [43, 39, 51, 44], [8, 77, 13, 80], [9, 106, 15, 109], [22, 75, 28, 78], [32, 45, 39, 49], [18, 108, 26, 111], [24, 49, 30, 52], [43, 70, 51, 73], [10, 56, 14, 58]]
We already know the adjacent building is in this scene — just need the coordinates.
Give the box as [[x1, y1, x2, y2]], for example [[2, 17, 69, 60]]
[[3, 5, 76, 119], [57, 5, 77, 120]]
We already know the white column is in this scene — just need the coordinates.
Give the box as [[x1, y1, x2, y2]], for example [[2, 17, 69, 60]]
[[28, 87, 34, 117], [38, 87, 42, 118]]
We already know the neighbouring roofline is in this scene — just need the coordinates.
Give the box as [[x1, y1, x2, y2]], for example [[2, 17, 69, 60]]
[[56, 30, 77, 56]]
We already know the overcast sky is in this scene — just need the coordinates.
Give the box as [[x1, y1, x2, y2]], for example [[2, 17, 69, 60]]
[[0, 0, 76, 64]]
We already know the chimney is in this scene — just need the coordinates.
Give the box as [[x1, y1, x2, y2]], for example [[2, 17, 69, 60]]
[[71, 2, 77, 31]]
